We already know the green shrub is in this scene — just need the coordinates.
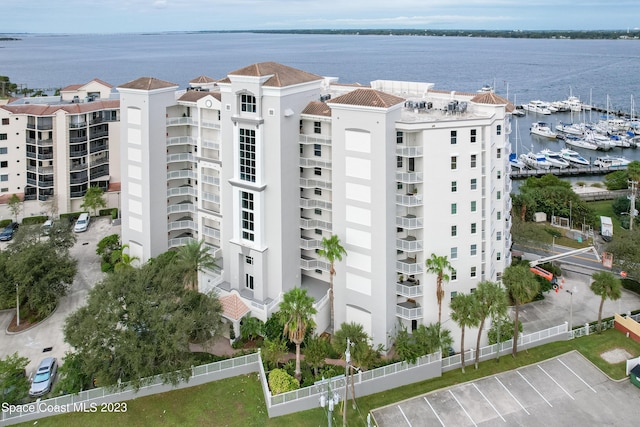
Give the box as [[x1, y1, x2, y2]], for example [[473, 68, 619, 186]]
[[22, 215, 48, 225], [111, 208, 118, 219], [622, 279, 640, 295], [268, 368, 299, 395], [0, 219, 11, 228], [60, 212, 84, 221]]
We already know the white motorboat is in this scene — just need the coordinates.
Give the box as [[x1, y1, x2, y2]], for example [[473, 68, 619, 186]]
[[540, 149, 570, 168], [530, 122, 558, 139], [607, 134, 632, 148], [583, 130, 615, 151], [523, 101, 551, 115], [509, 152, 526, 170], [564, 135, 599, 151], [519, 152, 553, 170], [593, 155, 631, 168], [555, 122, 584, 136], [560, 148, 590, 166]]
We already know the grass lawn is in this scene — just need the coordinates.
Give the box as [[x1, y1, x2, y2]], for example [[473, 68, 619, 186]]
[[587, 200, 626, 236], [16, 329, 640, 427]]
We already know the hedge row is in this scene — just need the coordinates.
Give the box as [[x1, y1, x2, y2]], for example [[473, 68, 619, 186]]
[[99, 208, 118, 219], [22, 215, 49, 225], [622, 278, 640, 296], [60, 212, 86, 221], [0, 219, 11, 228]]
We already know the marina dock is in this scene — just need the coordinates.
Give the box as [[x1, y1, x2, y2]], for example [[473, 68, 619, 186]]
[[510, 165, 628, 179]]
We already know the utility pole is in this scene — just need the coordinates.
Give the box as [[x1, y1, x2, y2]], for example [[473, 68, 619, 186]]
[[319, 377, 340, 427], [16, 283, 20, 326], [343, 338, 351, 427], [629, 179, 637, 231]]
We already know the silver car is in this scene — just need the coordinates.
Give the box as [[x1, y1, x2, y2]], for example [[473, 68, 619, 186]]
[[29, 357, 58, 397]]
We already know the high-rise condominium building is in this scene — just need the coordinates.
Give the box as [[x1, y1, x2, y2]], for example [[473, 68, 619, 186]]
[[117, 62, 513, 350]]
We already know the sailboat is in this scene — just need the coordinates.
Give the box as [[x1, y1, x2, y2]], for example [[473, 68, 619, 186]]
[[509, 121, 526, 170]]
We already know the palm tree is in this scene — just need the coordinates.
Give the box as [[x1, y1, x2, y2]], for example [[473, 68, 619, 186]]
[[590, 271, 622, 333], [279, 287, 317, 380], [502, 265, 539, 357], [450, 293, 480, 373], [113, 244, 139, 272], [318, 235, 347, 332], [414, 322, 453, 357], [175, 239, 218, 291], [425, 254, 453, 324], [473, 280, 508, 369]]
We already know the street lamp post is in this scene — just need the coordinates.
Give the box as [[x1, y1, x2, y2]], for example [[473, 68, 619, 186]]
[[343, 338, 351, 427], [15, 283, 20, 327], [566, 286, 577, 331]]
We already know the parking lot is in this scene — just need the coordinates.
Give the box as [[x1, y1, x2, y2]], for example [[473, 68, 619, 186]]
[[371, 351, 640, 426], [0, 216, 119, 375]]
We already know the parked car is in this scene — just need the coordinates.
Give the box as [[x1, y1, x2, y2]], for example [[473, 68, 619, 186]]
[[0, 222, 19, 241], [73, 213, 90, 233], [42, 219, 53, 235], [28, 357, 58, 397]]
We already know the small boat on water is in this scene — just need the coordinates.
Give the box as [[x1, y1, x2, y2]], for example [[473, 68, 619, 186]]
[[555, 122, 584, 136], [540, 149, 570, 168], [593, 155, 631, 168], [523, 100, 552, 115], [509, 152, 526, 170], [530, 122, 558, 139], [564, 135, 599, 151], [519, 152, 553, 170], [560, 148, 590, 166]]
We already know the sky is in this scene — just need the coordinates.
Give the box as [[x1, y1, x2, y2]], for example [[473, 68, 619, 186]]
[[3, 0, 639, 34]]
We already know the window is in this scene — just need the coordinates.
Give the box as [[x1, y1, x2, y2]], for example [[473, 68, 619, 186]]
[[0, 134, 7, 140], [315, 228, 322, 235], [497, 125, 502, 135], [397, 182, 403, 190], [314, 121, 322, 134], [471, 244, 477, 256], [451, 203, 457, 215], [451, 225, 457, 237], [451, 291, 458, 298], [471, 266, 477, 278], [315, 269, 323, 274], [497, 191, 501, 200], [245, 274, 254, 290], [470, 178, 477, 190], [396, 131, 404, 144], [451, 269, 457, 281], [314, 167, 322, 176], [314, 188, 322, 196], [497, 252, 502, 261], [470, 154, 477, 168], [496, 272, 502, 281], [451, 247, 458, 259], [471, 201, 477, 212], [496, 148, 501, 159], [471, 223, 477, 234], [1, 118, 8, 125], [450, 130, 457, 145], [497, 231, 502, 241], [239, 128, 256, 182], [470, 129, 477, 143], [0, 161, 6, 168], [497, 211, 501, 220], [0, 174, 7, 182], [245, 256, 253, 265], [0, 147, 6, 154], [240, 94, 256, 113], [451, 156, 457, 170], [314, 144, 322, 157], [397, 156, 403, 168], [314, 208, 322, 216], [497, 170, 502, 180], [241, 191, 255, 241], [451, 181, 457, 192]]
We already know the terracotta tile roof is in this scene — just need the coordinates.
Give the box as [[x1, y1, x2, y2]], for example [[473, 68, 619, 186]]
[[227, 62, 322, 87], [60, 84, 83, 92], [302, 101, 331, 117], [211, 92, 221, 101], [2, 100, 119, 116], [89, 78, 113, 88], [330, 82, 369, 88], [178, 91, 211, 102], [60, 79, 113, 92], [328, 88, 405, 108], [217, 77, 231, 84], [470, 92, 515, 112], [189, 75, 216, 84], [219, 294, 250, 321], [118, 77, 178, 90]]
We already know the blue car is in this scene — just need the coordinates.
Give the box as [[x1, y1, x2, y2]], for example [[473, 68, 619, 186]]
[[0, 222, 19, 241]]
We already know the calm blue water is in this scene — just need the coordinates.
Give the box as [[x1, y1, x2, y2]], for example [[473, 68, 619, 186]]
[[3, 32, 640, 182]]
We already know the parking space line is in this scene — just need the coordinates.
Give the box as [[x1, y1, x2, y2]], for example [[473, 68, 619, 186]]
[[538, 365, 575, 400], [557, 358, 597, 393], [472, 382, 506, 422], [449, 389, 478, 427], [423, 397, 446, 427], [495, 377, 530, 416], [517, 370, 553, 407], [397, 405, 412, 427]]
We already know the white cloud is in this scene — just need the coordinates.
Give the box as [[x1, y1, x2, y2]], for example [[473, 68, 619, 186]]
[[153, 0, 168, 8]]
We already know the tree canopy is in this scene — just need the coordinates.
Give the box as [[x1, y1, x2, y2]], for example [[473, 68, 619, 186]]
[[606, 229, 640, 280], [80, 186, 107, 216], [0, 353, 29, 404], [63, 252, 223, 390]]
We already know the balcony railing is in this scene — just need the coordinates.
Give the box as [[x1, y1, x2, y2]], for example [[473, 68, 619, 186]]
[[90, 167, 109, 179], [202, 139, 220, 150], [202, 191, 220, 204], [396, 237, 423, 252], [299, 134, 332, 146], [300, 218, 332, 231], [299, 158, 332, 169], [69, 150, 88, 158], [202, 226, 221, 240], [167, 186, 197, 197], [90, 156, 110, 167], [396, 302, 423, 320], [167, 170, 197, 180], [69, 122, 87, 129], [90, 143, 108, 153], [300, 237, 322, 250], [396, 215, 423, 229], [396, 282, 424, 298], [396, 259, 423, 275], [166, 117, 198, 126], [396, 193, 423, 207], [396, 171, 423, 184], [38, 153, 55, 160], [395, 146, 424, 157], [167, 136, 197, 146], [300, 256, 330, 271], [201, 175, 220, 186], [26, 177, 37, 185], [300, 198, 332, 210], [38, 139, 53, 146], [201, 120, 220, 129], [168, 220, 196, 231], [167, 153, 196, 163], [37, 123, 53, 130], [89, 130, 109, 140], [300, 178, 332, 190], [70, 191, 86, 198], [37, 180, 54, 188], [70, 163, 88, 171], [168, 237, 196, 248], [70, 176, 88, 184], [167, 203, 196, 214], [69, 136, 87, 143]]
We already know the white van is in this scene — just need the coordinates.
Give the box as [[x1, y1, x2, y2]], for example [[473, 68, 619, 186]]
[[74, 213, 90, 233]]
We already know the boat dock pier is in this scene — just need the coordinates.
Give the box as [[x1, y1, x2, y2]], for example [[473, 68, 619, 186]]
[[510, 165, 628, 179]]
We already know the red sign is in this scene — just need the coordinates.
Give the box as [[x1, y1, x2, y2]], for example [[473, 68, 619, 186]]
[[621, 271, 627, 278]]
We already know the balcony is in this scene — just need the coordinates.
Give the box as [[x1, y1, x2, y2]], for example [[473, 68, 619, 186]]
[[69, 122, 87, 129], [396, 301, 423, 320], [396, 280, 424, 297], [299, 134, 332, 146], [396, 214, 423, 229], [166, 117, 198, 126], [89, 130, 109, 139], [395, 146, 423, 157], [90, 167, 109, 179], [300, 236, 322, 250], [70, 191, 86, 198], [396, 171, 423, 184], [300, 178, 331, 190], [167, 202, 196, 214], [169, 236, 196, 248], [26, 177, 37, 185], [202, 138, 220, 150], [396, 258, 423, 275], [37, 139, 53, 146], [201, 175, 220, 187], [167, 186, 197, 197], [202, 225, 221, 240], [39, 166, 53, 175], [167, 169, 197, 180], [90, 156, 110, 168], [38, 153, 55, 160], [37, 123, 53, 130], [167, 136, 197, 146], [167, 153, 196, 163], [396, 236, 423, 252], [201, 120, 221, 129], [396, 193, 423, 207], [300, 197, 332, 210], [299, 158, 332, 169], [300, 255, 330, 271], [300, 218, 332, 232], [202, 191, 220, 204], [168, 220, 196, 231], [90, 143, 108, 153], [69, 150, 88, 158], [37, 180, 54, 188], [70, 175, 88, 184], [70, 163, 88, 171], [69, 136, 87, 143]]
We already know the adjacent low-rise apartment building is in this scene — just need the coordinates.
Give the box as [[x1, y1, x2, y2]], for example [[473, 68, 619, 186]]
[[117, 62, 513, 350], [0, 79, 120, 215]]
